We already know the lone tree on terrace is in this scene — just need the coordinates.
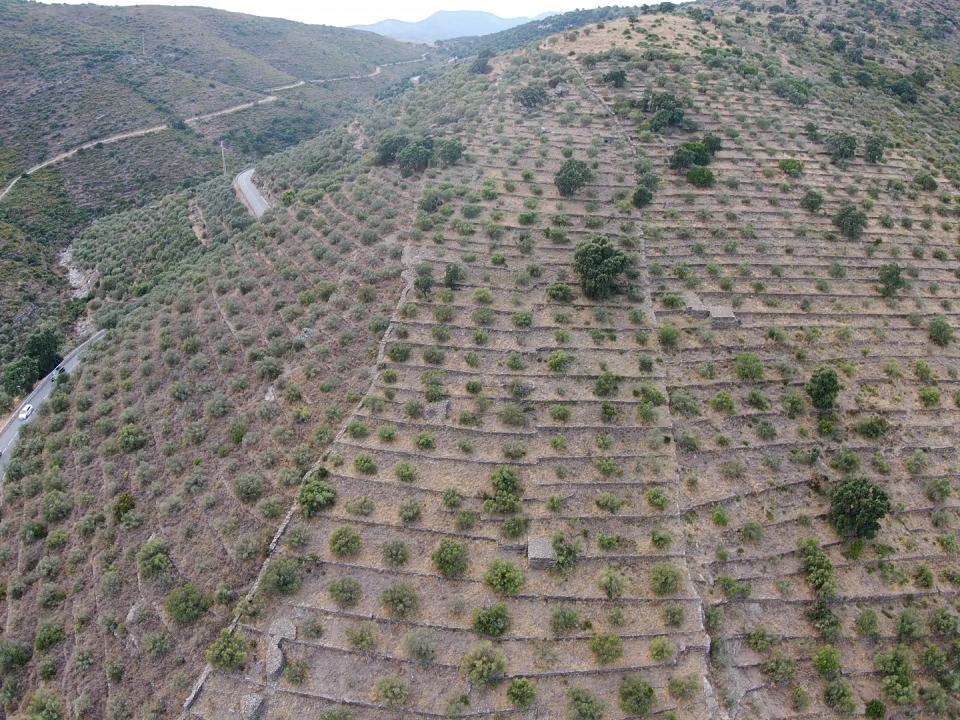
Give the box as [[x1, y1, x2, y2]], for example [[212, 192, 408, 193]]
[[806, 366, 841, 411], [573, 238, 629, 299], [514, 82, 548, 109], [833, 203, 868, 240], [554, 159, 593, 196], [602, 69, 627, 87], [878, 263, 908, 298], [829, 477, 891, 539]]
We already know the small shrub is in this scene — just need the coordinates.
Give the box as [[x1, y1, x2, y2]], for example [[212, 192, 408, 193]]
[[432, 539, 468, 578], [590, 633, 624, 664], [484, 559, 525, 595], [207, 630, 250, 670], [619, 675, 655, 715], [460, 642, 508, 686]]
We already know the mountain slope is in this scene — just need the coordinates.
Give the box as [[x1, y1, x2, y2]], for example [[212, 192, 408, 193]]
[[3, 2, 960, 719], [0, 0, 424, 184], [353, 10, 536, 42], [0, 0, 431, 378]]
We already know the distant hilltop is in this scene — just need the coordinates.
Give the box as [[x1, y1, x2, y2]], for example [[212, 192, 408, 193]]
[[353, 9, 556, 43]]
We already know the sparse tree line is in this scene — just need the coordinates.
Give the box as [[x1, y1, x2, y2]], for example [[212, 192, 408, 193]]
[[374, 134, 465, 176]]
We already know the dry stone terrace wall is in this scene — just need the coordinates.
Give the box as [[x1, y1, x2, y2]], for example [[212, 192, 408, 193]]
[[571, 16, 960, 720], [191, 52, 715, 720]]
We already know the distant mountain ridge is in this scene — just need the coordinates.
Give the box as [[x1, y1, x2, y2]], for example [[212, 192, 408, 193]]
[[353, 9, 555, 42]]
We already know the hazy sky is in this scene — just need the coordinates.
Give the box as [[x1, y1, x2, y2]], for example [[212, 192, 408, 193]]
[[45, 0, 613, 27]]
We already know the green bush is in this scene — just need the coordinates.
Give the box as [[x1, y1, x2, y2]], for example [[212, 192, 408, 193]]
[[761, 654, 797, 684], [484, 559, 525, 595], [264, 557, 302, 595], [118, 423, 148, 452], [207, 630, 250, 670], [650, 563, 681, 595], [813, 645, 842, 676], [826, 132, 857, 162], [382, 539, 409, 567], [546, 282, 574, 302], [865, 134, 887, 163], [590, 633, 624, 664], [833, 203, 868, 240], [374, 675, 411, 708], [40, 490, 72, 523], [234, 474, 264, 502], [650, 637, 677, 661], [569, 687, 606, 720], [380, 582, 420, 618], [460, 642, 507, 685], [432, 539, 468, 578], [137, 537, 173, 579], [165, 584, 210, 624], [632, 185, 653, 207], [598, 568, 626, 599], [686, 166, 715, 187], [877, 263, 907, 298], [929, 316, 954, 347], [404, 629, 438, 666], [328, 577, 362, 608], [620, 675, 655, 715], [800, 189, 824, 212], [508, 678, 537, 709], [806, 366, 841, 410], [26, 690, 64, 720], [774, 75, 812, 105], [824, 678, 857, 713], [734, 352, 764, 380], [330, 526, 363, 558], [299, 476, 336, 516], [473, 603, 511, 637], [779, 159, 804, 177]]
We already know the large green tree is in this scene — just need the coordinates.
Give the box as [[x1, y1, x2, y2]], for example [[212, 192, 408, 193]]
[[829, 477, 891, 539], [3, 356, 38, 396], [806, 366, 841, 411], [573, 238, 629, 299], [554, 159, 593, 196], [25, 326, 62, 377]]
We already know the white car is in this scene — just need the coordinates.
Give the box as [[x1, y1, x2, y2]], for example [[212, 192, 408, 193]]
[[17, 404, 34, 420]]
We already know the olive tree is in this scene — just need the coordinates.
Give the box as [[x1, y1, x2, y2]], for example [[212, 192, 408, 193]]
[[829, 477, 891, 539], [572, 238, 629, 299]]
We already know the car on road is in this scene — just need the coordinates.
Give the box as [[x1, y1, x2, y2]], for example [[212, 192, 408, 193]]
[[17, 404, 34, 420]]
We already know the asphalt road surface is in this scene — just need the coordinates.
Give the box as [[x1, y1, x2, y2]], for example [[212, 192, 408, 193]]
[[0, 329, 106, 479], [235, 168, 272, 218]]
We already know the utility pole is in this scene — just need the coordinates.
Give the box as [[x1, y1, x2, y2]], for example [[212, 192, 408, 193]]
[[220, 140, 227, 176]]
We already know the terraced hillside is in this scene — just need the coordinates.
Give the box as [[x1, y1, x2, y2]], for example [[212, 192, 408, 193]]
[[0, 130, 434, 716], [3, 2, 960, 719], [188, 5, 960, 720]]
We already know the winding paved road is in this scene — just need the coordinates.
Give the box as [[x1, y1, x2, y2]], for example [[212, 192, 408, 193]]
[[234, 168, 271, 217], [0, 92, 288, 203], [1, 54, 431, 204], [0, 329, 107, 479]]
